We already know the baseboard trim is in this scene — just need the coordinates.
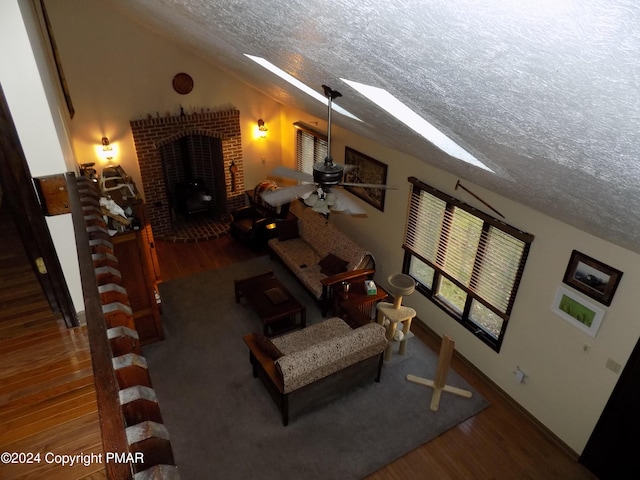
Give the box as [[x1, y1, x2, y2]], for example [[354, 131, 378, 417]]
[[412, 318, 580, 460]]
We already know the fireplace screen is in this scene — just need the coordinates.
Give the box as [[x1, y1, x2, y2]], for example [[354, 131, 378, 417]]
[[159, 135, 227, 218]]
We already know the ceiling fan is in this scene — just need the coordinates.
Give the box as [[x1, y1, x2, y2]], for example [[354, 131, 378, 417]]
[[261, 85, 397, 215]]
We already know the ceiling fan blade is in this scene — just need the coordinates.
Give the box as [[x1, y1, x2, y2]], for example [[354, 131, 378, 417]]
[[339, 182, 399, 190], [261, 184, 316, 206], [271, 166, 314, 183], [331, 188, 367, 215]]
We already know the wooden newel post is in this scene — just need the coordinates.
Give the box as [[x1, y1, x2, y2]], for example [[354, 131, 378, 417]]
[[406, 335, 472, 411]]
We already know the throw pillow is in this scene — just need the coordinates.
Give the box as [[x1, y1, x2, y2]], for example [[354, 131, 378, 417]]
[[318, 253, 349, 276], [255, 334, 284, 360], [277, 218, 299, 241]]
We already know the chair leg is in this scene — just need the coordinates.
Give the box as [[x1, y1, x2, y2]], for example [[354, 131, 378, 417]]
[[281, 394, 289, 426], [375, 353, 384, 382]]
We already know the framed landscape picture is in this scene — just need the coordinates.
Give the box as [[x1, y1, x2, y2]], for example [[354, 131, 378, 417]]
[[562, 250, 623, 306], [343, 147, 388, 211], [552, 285, 605, 337]]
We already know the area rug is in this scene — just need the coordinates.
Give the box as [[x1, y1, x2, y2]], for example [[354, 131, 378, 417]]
[[143, 256, 489, 480]]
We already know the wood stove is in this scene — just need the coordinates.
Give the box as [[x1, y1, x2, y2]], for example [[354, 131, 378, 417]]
[[160, 134, 226, 218]]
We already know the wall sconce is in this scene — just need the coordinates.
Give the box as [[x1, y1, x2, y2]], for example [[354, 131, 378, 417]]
[[257, 119, 268, 138], [98, 136, 114, 162]]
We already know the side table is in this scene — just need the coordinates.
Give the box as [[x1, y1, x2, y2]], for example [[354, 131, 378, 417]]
[[376, 302, 416, 361], [334, 283, 388, 321]]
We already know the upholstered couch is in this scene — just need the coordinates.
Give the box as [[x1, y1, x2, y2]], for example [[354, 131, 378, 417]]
[[268, 207, 376, 315], [243, 317, 387, 425]]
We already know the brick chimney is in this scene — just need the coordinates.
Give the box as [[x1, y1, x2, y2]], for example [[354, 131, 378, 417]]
[[130, 109, 245, 239]]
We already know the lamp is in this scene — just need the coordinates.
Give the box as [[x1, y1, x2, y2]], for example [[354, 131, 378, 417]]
[[257, 119, 268, 138], [302, 189, 348, 217], [303, 188, 341, 216], [99, 137, 114, 161]]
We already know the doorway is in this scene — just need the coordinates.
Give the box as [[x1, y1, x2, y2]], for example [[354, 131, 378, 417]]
[[0, 84, 77, 327], [579, 335, 640, 479]]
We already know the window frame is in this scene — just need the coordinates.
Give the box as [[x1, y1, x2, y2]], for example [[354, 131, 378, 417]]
[[402, 176, 534, 351], [294, 121, 327, 175]]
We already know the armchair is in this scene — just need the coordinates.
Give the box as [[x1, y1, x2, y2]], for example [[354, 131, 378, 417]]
[[229, 181, 290, 250]]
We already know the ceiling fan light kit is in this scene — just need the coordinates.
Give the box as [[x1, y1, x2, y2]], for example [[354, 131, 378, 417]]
[[303, 189, 346, 215]]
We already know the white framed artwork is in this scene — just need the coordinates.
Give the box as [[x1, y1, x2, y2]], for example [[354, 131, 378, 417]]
[[552, 285, 605, 337]]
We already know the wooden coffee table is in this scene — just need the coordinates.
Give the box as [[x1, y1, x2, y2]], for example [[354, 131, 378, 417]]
[[234, 270, 306, 336]]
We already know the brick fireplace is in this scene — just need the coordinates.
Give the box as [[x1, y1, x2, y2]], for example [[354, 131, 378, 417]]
[[130, 109, 245, 241]]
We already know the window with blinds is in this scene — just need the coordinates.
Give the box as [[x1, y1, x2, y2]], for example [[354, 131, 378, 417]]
[[402, 176, 534, 351], [294, 122, 327, 174]]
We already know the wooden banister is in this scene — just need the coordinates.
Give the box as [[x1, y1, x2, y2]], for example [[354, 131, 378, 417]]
[[69, 175, 180, 479], [68, 174, 132, 479]]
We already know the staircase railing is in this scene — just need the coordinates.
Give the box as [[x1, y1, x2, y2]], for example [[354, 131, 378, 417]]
[[69, 173, 180, 479]]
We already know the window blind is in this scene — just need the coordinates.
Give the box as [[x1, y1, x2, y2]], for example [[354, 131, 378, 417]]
[[294, 122, 327, 174], [403, 177, 533, 318]]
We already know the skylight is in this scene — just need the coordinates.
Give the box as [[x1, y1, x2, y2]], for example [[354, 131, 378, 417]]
[[341, 79, 492, 172], [244, 55, 361, 122]]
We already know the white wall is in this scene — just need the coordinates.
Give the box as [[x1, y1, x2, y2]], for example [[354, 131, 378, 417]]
[[0, 0, 83, 313], [44, 0, 284, 199], [285, 108, 638, 454], [44, 0, 640, 455]]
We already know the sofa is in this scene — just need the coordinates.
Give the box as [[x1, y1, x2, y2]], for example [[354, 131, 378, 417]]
[[243, 317, 387, 425], [268, 207, 376, 315]]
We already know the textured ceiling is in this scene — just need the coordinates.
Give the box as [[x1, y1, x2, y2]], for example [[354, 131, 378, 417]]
[[106, 0, 640, 253]]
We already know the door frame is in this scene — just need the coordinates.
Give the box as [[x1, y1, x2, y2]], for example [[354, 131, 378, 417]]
[[579, 335, 640, 478], [0, 84, 78, 327]]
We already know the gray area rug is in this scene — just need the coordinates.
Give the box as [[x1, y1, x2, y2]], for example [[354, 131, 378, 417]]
[[144, 256, 489, 480]]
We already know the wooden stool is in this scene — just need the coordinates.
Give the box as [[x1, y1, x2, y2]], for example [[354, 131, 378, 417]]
[[376, 302, 416, 361], [406, 335, 472, 411]]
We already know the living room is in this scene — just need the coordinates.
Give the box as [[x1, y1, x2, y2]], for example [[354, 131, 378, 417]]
[[2, 0, 639, 476]]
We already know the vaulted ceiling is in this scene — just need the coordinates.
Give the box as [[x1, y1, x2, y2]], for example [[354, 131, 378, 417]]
[[105, 0, 640, 253]]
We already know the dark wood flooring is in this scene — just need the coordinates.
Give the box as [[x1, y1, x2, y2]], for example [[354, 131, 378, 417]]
[[0, 205, 106, 480]]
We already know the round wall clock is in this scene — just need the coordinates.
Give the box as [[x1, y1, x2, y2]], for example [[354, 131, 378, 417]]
[[172, 73, 194, 94]]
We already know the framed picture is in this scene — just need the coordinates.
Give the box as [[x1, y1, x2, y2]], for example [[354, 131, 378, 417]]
[[562, 250, 623, 306], [552, 285, 605, 337], [40, 0, 75, 118], [343, 147, 388, 211]]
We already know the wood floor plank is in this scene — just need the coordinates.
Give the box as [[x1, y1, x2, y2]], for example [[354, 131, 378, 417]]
[[0, 374, 95, 413], [0, 206, 106, 479], [0, 390, 98, 445], [155, 234, 263, 282], [5, 411, 102, 454], [0, 324, 83, 355], [0, 351, 92, 390]]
